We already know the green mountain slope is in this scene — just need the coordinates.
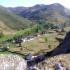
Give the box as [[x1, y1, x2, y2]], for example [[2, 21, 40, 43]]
[[0, 6, 34, 31]]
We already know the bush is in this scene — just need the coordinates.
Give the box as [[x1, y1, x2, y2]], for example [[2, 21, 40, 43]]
[[48, 45, 51, 49], [43, 36, 48, 43]]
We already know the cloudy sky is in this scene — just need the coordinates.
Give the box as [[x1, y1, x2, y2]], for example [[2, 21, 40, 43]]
[[0, 0, 70, 9]]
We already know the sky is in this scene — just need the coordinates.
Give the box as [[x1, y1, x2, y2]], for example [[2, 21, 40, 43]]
[[0, 0, 70, 9]]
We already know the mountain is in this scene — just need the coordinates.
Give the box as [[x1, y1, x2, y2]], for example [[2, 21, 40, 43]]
[[0, 3, 70, 34], [0, 6, 34, 33], [8, 3, 70, 25], [8, 6, 26, 14]]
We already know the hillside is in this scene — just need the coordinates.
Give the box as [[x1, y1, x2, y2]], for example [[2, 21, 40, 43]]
[[9, 3, 70, 25], [0, 6, 34, 33], [0, 21, 15, 35]]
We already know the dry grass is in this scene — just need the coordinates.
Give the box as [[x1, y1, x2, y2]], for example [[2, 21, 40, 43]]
[[64, 26, 70, 32]]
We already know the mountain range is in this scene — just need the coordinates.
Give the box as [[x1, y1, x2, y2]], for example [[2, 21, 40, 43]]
[[8, 3, 70, 25], [0, 6, 34, 34], [0, 3, 70, 34]]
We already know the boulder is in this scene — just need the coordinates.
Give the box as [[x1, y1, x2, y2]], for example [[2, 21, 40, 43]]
[[0, 54, 27, 70]]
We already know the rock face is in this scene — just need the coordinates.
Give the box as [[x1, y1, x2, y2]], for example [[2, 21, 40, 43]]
[[0, 54, 27, 70], [52, 31, 70, 56]]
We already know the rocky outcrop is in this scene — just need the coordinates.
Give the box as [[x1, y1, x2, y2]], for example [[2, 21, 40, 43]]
[[0, 54, 27, 70]]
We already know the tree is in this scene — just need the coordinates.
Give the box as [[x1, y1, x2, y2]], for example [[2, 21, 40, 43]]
[[31, 24, 44, 34]]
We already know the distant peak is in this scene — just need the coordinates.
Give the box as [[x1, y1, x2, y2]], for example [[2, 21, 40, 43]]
[[53, 3, 64, 7], [33, 4, 45, 7], [53, 3, 61, 6], [50, 3, 64, 9]]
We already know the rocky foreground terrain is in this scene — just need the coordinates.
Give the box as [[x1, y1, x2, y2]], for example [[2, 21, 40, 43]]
[[0, 54, 70, 70], [34, 54, 70, 70], [0, 54, 27, 70]]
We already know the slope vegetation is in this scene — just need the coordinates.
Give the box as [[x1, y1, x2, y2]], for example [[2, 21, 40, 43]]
[[0, 6, 34, 32]]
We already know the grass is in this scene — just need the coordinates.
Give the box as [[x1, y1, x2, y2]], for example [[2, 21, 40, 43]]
[[0, 35, 14, 42], [8, 31, 63, 55], [64, 26, 70, 32]]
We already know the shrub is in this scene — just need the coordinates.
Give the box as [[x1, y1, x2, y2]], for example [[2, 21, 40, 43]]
[[43, 36, 48, 43], [48, 45, 51, 49]]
